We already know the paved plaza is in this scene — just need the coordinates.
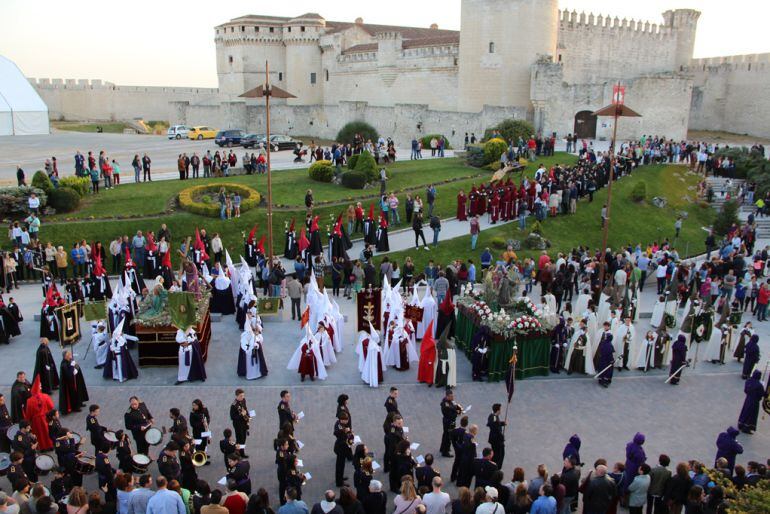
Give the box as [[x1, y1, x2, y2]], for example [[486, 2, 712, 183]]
[[0, 270, 768, 503]]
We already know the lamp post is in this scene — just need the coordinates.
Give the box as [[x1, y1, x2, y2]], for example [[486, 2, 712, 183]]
[[592, 82, 641, 296], [239, 61, 296, 260]]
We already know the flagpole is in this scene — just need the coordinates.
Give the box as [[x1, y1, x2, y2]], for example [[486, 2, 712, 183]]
[[502, 344, 518, 434]]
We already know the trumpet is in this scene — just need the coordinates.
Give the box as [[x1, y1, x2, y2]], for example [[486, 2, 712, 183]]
[[192, 451, 208, 467]]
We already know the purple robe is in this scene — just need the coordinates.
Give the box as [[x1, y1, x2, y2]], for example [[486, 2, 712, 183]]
[[738, 371, 764, 433], [184, 341, 207, 382], [597, 334, 614, 384], [623, 433, 647, 492], [103, 345, 139, 381], [669, 335, 688, 384], [741, 335, 760, 379], [236, 343, 268, 379], [714, 427, 743, 472], [562, 434, 581, 465]]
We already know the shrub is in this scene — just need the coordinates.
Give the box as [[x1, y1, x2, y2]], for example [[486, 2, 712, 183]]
[[308, 160, 334, 183], [420, 134, 452, 150], [32, 171, 54, 194], [336, 121, 378, 145], [0, 186, 48, 217], [58, 176, 91, 198], [630, 181, 647, 202], [353, 150, 378, 182], [483, 138, 508, 165], [178, 183, 261, 217], [712, 200, 739, 237], [531, 220, 544, 235], [484, 119, 534, 144], [489, 236, 507, 250], [465, 144, 486, 168], [48, 187, 81, 213], [341, 170, 368, 189], [347, 154, 360, 170], [716, 146, 766, 180]]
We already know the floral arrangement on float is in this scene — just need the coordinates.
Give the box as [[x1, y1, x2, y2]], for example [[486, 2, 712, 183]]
[[457, 293, 550, 338]]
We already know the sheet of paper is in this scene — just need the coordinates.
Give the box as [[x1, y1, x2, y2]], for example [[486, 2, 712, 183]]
[[193, 439, 202, 445], [372, 461, 381, 470], [297, 411, 305, 420], [296, 459, 304, 467], [304, 472, 312, 480], [236, 444, 246, 450], [217, 477, 227, 485], [201, 431, 211, 438], [410, 443, 420, 451], [297, 440, 305, 449], [463, 405, 472, 413], [479, 348, 488, 354], [416, 455, 425, 465], [353, 435, 362, 445], [248, 410, 256, 417], [403, 426, 409, 433]]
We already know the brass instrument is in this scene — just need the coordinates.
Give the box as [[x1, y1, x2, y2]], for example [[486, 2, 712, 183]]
[[191, 451, 208, 467]]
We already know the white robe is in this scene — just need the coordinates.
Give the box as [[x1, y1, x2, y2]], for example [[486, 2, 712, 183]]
[[361, 339, 382, 388], [383, 330, 419, 368], [109, 334, 136, 382], [703, 326, 730, 363], [91, 326, 109, 366], [564, 328, 595, 375], [650, 300, 666, 328], [542, 293, 557, 315], [441, 348, 458, 387], [632, 336, 656, 370], [585, 312, 598, 354], [287, 336, 328, 380], [417, 294, 437, 339], [355, 332, 368, 373], [574, 294, 591, 320], [597, 293, 611, 325], [612, 323, 635, 362], [317, 331, 336, 366], [178, 344, 193, 381], [240, 331, 263, 380]]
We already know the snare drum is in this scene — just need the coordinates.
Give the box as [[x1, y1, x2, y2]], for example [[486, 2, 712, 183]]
[[74, 456, 95, 475], [131, 454, 151, 474], [5, 424, 19, 441], [104, 431, 118, 448], [145, 427, 163, 446], [0, 453, 10, 477], [35, 454, 55, 475], [71, 432, 82, 446]]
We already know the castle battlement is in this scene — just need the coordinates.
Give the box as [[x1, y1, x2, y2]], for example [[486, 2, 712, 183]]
[[29, 78, 218, 95], [558, 9, 670, 37], [687, 53, 770, 69]]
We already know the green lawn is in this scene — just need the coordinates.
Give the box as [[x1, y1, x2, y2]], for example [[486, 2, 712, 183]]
[[37, 152, 593, 264], [382, 164, 714, 273], [53, 122, 130, 134]]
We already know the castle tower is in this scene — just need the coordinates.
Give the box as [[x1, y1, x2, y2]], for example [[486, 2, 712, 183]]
[[457, 0, 559, 113], [662, 9, 701, 69], [284, 13, 325, 105]]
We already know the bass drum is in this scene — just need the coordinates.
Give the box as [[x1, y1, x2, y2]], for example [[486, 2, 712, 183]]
[[104, 431, 118, 449], [5, 425, 19, 441], [74, 456, 95, 475], [36, 454, 56, 475], [71, 432, 82, 446], [132, 454, 152, 474]]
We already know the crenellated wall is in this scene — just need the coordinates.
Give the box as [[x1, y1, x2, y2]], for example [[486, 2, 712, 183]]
[[686, 53, 770, 138]]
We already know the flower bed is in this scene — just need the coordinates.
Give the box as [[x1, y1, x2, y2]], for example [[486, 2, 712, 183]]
[[178, 183, 261, 217]]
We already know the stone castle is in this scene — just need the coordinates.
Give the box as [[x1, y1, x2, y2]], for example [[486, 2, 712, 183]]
[[31, 0, 770, 145]]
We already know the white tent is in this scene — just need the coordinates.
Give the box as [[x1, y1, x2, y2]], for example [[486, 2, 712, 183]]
[[0, 56, 49, 136]]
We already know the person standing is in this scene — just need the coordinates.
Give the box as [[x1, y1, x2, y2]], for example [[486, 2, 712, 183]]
[[333, 412, 353, 487], [429, 215, 441, 247], [596, 323, 615, 388], [17, 166, 26, 186], [58, 350, 89, 415], [737, 370, 764, 434], [278, 390, 297, 430], [668, 335, 688, 385], [582, 465, 617, 514], [125, 396, 154, 455], [426, 185, 437, 217], [33, 337, 59, 395], [422, 477, 450, 514], [146, 477, 185, 514], [486, 404, 506, 469], [439, 389, 460, 458], [230, 389, 250, 457], [142, 154, 152, 182], [469, 215, 480, 250], [646, 454, 671, 514]]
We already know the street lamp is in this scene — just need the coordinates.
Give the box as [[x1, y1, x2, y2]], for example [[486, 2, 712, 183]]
[[239, 61, 296, 260], [592, 82, 642, 295]]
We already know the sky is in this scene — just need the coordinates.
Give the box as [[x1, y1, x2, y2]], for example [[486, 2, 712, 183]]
[[1, 0, 768, 87]]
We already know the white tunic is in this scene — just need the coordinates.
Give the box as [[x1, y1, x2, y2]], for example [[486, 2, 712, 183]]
[[564, 328, 595, 375], [703, 326, 730, 363], [287, 336, 328, 380], [417, 294, 437, 339], [361, 339, 382, 388], [650, 300, 666, 328], [612, 323, 635, 360], [91, 325, 109, 366], [240, 330, 262, 380], [109, 334, 136, 382], [632, 335, 656, 369]]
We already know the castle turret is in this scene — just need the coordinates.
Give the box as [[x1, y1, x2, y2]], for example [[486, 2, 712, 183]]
[[662, 9, 701, 69], [284, 13, 325, 105], [457, 0, 558, 112]]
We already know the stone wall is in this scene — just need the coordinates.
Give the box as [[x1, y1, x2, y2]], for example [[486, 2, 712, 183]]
[[686, 53, 770, 139], [31, 79, 219, 122]]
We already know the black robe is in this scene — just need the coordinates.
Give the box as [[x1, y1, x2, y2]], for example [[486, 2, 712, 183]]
[[236, 343, 269, 379], [90, 275, 113, 301], [376, 226, 389, 252], [363, 219, 377, 245], [143, 252, 158, 281], [245, 241, 258, 266], [10, 380, 31, 423], [6, 302, 22, 324], [284, 232, 298, 260], [59, 360, 89, 415], [0, 306, 21, 338], [40, 307, 60, 341], [309, 229, 323, 256], [34, 344, 60, 394], [436, 310, 456, 340], [210, 279, 236, 315], [103, 344, 139, 382], [330, 234, 349, 260], [122, 269, 145, 296]]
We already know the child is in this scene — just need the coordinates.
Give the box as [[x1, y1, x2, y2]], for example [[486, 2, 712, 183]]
[[233, 192, 241, 218]]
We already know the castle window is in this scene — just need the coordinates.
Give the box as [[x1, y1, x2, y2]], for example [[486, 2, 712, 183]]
[[269, 27, 275, 33], [748, 63, 752, 71], [454, 57, 458, 66], [301, 26, 306, 32], [489, 42, 495, 53], [255, 26, 259, 32], [287, 27, 291, 32], [558, 54, 562, 62], [310, 72, 317, 84], [230, 27, 234, 33], [325, 69, 329, 81], [241, 26, 245, 32], [278, 72, 283, 81], [228, 55, 233, 64]]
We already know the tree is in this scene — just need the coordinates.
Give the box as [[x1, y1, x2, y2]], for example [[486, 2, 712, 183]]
[[712, 200, 739, 237], [336, 121, 378, 145], [484, 119, 534, 143]]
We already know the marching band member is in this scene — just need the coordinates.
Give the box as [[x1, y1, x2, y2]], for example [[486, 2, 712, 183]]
[[124, 396, 154, 455], [229, 389, 250, 458], [190, 399, 211, 455]]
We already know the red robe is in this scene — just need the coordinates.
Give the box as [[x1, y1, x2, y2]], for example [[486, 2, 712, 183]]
[[468, 188, 478, 216], [490, 192, 500, 223], [24, 379, 54, 451], [456, 193, 467, 221], [298, 342, 318, 379], [417, 321, 437, 385]]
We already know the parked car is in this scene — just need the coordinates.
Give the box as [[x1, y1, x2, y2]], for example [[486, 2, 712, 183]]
[[244, 134, 303, 151], [215, 129, 246, 147], [167, 125, 190, 139], [188, 126, 217, 140], [241, 134, 265, 149]]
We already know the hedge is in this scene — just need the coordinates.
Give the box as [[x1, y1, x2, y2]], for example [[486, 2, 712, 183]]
[[341, 170, 368, 189], [420, 134, 452, 150], [347, 154, 360, 170], [178, 183, 262, 217], [483, 118, 534, 143], [0, 186, 48, 217], [337, 121, 378, 146], [48, 187, 81, 213], [308, 160, 334, 182], [353, 150, 378, 182], [483, 138, 508, 165], [32, 170, 54, 194], [58, 176, 91, 198]]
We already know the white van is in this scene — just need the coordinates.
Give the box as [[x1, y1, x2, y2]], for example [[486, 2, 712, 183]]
[[167, 125, 190, 140]]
